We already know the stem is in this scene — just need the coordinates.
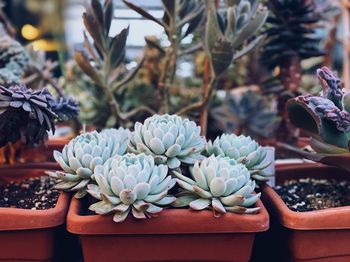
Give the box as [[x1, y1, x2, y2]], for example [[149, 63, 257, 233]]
[[199, 57, 210, 136], [100, 53, 120, 124], [277, 56, 301, 144], [280, 56, 301, 93], [157, 3, 178, 114]]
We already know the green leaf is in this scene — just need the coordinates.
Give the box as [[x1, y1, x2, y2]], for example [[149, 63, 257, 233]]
[[83, 31, 100, 64], [278, 142, 350, 173], [233, 34, 265, 60], [123, 0, 165, 28], [91, 0, 104, 27], [232, 7, 268, 48], [74, 51, 101, 85], [82, 12, 104, 53], [112, 57, 145, 91], [162, 0, 175, 18], [176, 4, 205, 29], [103, 0, 113, 33], [110, 27, 129, 68]]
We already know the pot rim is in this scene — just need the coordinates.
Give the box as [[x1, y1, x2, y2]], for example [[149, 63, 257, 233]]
[[0, 167, 70, 231], [67, 197, 269, 235], [262, 164, 350, 230]]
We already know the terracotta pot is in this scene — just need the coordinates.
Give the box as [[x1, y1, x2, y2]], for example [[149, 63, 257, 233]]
[[67, 197, 269, 262], [0, 162, 60, 170], [21, 137, 70, 163], [0, 168, 70, 261], [260, 164, 350, 262]]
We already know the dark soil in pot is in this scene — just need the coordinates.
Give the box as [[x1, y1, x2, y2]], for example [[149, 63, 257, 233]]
[[0, 176, 59, 210], [275, 178, 350, 212]]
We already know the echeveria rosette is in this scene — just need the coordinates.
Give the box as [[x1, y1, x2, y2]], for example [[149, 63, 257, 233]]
[[128, 114, 206, 169], [0, 84, 57, 147], [173, 155, 260, 216], [47, 128, 130, 198], [205, 134, 272, 183], [87, 153, 176, 223]]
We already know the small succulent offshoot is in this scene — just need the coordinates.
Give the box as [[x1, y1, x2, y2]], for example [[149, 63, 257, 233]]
[[47, 128, 130, 198], [173, 155, 260, 216], [87, 153, 176, 223], [128, 114, 206, 169], [206, 134, 273, 183]]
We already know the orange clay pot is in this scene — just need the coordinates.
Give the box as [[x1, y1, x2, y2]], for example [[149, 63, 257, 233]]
[[0, 168, 70, 261], [67, 197, 269, 262], [260, 164, 350, 262], [20, 137, 70, 163]]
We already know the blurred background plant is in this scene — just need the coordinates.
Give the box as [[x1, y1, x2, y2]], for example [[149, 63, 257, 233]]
[[0, 0, 348, 160], [210, 88, 279, 140]]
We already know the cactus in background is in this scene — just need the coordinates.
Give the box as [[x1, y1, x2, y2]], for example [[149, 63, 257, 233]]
[[75, 0, 154, 128], [128, 114, 206, 169], [261, 0, 324, 144], [87, 153, 176, 223], [284, 67, 350, 171], [173, 155, 260, 216], [123, 0, 205, 113], [206, 134, 272, 182], [47, 129, 130, 198], [261, 0, 324, 92]]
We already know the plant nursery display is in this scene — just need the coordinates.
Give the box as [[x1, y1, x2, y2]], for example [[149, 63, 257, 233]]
[[47, 114, 270, 261]]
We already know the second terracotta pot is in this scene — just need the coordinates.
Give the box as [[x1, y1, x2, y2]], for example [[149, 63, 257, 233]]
[[260, 164, 350, 262], [0, 167, 70, 261], [67, 197, 269, 262]]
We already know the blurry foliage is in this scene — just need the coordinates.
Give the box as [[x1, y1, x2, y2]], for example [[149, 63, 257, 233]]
[[210, 89, 279, 140]]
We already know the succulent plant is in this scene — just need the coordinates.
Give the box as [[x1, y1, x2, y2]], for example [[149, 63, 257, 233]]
[[205, 134, 272, 182], [0, 32, 30, 86], [47, 128, 130, 198], [261, 0, 324, 92], [75, 0, 153, 128], [178, 0, 268, 134], [50, 96, 80, 121], [123, 0, 205, 113], [205, 0, 268, 77], [210, 90, 278, 139], [128, 114, 206, 169], [173, 155, 260, 216], [0, 84, 56, 147], [87, 153, 176, 223], [284, 67, 350, 171]]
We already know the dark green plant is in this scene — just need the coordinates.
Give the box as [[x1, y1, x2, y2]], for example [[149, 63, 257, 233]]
[[283, 67, 350, 171], [123, 0, 205, 113], [211, 90, 278, 139], [261, 0, 324, 92], [74, 0, 154, 128]]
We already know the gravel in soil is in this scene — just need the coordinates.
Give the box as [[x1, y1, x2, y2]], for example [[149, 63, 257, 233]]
[[0, 176, 59, 210], [275, 178, 350, 212]]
